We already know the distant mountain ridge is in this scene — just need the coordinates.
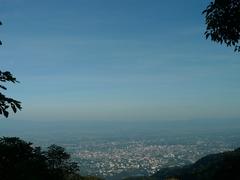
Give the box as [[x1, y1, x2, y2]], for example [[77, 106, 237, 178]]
[[124, 147, 240, 180]]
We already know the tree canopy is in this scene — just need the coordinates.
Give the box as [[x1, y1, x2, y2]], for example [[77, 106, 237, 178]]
[[0, 137, 77, 180], [0, 21, 22, 118], [203, 0, 240, 52], [0, 137, 104, 180]]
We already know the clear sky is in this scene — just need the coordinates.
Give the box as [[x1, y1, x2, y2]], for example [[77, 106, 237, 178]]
[[1, 0, 240, 122]]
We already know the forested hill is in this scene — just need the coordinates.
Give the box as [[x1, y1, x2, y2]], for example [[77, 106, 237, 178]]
[[124, 147, 240, 180]]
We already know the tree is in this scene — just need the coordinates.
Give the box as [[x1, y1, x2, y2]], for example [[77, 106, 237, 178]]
[[203, 0, 240, 52], [46, 144, 79, 180], [0, 137, 50, 180], [0, 21, 22, 118], [0, 137, 82, 180]]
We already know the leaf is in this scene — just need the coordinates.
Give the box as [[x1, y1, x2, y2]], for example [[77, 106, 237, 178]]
[[206, 33, 210, 39], [11, 103, 17, 113], [15, 102, 22, 110], [0, 85, 7, 90], [3, 110, 9, 118]]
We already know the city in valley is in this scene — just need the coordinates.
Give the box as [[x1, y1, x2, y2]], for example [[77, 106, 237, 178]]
[[1, 120, 240, 180], [68, 134, 237, 179]]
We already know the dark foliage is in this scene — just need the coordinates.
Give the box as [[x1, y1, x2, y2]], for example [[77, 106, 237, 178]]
[[0, 21, 22, 118], [0, 137, 85, 180], [203, 0, 240, 52], [0, 137, 49, 180], [152, 148, 240, 180], [46, 144, 79, 180], [0, 71, 22, 118]]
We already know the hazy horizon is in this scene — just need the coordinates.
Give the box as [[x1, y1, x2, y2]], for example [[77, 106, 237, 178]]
[[1, 118, 240, 136]]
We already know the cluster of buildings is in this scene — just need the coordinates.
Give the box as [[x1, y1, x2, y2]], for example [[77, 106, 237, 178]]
[[71, 138, 232, 178]]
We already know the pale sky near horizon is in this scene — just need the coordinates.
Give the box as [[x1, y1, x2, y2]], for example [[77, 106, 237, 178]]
[[1, 0, 240, 121]]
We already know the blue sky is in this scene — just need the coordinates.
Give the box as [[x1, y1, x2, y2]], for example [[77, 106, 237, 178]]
[[1, 0, 240, 121]]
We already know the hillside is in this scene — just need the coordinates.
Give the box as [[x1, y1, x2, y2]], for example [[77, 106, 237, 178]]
[[124, 147, 240, 180]]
